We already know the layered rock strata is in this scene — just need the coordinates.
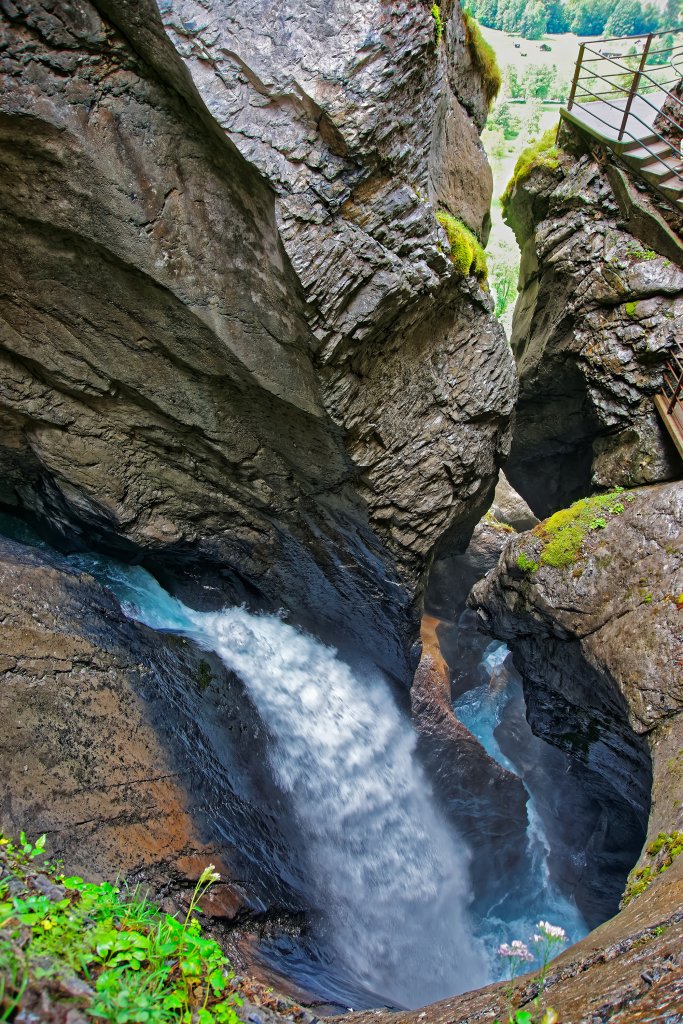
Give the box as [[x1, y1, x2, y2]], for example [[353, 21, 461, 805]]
[[0, 0, 515, 679], [503, 127, 682, 518]]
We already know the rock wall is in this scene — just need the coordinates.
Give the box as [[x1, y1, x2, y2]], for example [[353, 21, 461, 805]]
[[470, 481, 682, 923], [0, 0, 516, 680], [503, 128, 682, 519], [344, 481, 683, 1022]]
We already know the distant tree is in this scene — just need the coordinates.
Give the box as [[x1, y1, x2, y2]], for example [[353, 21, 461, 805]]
[[546, 0, 569, 33], [505, 65, 525, 98], [662, 0, 682, 30], [649, 31, 676, 65], [476, 0, 500, 28], [524, 63, 557, 97], [487, 100, 523, 138], [520, 0, 549, 38], [565, 0, 617, 35], [605, 0, 660, 35], [604, 0, 641, 36]]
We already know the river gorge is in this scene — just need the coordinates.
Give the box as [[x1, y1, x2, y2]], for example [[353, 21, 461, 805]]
[[0, 0, 681, 1021]]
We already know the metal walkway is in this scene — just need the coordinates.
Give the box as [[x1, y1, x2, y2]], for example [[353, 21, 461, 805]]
[[560, 31, 683, 212]]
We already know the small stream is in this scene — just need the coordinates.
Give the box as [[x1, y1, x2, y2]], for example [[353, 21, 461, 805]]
[[1, 513, 591, 1009]]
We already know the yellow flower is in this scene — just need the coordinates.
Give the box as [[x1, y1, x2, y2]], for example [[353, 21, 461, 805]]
[[41, 919, 55, 930], [0, 839, 9, 845]]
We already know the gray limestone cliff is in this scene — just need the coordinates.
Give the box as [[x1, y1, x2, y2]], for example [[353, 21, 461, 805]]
[[469, 481, 682, 927], [502, 126, 682, 519], [0, 0, 516, 680]]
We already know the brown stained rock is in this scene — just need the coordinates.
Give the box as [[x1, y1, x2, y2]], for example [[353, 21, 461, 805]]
[[0, 0, 516, 682], [412, 616, 529, 895], [502, 130, 682, 519], [0, 534, 302, 936]]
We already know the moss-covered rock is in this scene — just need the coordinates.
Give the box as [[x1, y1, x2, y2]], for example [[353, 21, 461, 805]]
[[436, 210, 488, 281]]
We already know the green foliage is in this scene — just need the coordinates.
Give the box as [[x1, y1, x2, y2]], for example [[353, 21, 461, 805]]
[[432, 3, 443, 45], [625, 301, 638, 317], [492, 258, 519, 317], [487, 101, 523, 140], [534, 488, 633, 569], [516, 551, 539, 573], [196, 658, 213, 691], [463, 12, 502, 108], [501, 128, 560, 215], [622, 831, 683, 906], [436, 210, 488, 281], [0, 833, 243, 1024], [467, 0, 670, 37]]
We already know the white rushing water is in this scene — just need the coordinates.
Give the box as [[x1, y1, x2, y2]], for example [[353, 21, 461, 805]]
[[455, 640, 587, 961], [194, 608, 487, 1007], [60, 551, 487, 1008], [0, 516, 582, 1006]]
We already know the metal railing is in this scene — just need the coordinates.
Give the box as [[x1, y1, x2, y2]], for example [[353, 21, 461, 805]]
[[655, 339, 683, 459], [565, 29, 683, 203]]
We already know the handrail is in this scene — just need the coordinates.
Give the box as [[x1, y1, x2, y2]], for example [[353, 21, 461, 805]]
[[564, 30, 683, 212]]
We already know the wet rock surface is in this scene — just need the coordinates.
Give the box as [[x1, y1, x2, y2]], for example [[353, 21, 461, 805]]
[[0, 533, 313, 954], [0, 0, 516, 680], [503, 128, 682, 518]]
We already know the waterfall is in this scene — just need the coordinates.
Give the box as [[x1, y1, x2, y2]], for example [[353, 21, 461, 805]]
[[64, 551, 487, 1008]]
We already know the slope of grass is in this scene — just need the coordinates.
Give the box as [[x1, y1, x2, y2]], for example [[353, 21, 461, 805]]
[[501, 127, 560, 214], [463, 12, 502, 109]]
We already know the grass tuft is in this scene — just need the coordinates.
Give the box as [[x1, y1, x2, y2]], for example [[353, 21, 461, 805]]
[[501, 128, 560, 215], [436, 210, 488, 282], [462, 12, 501, 110], [622, 831, 683, 907]]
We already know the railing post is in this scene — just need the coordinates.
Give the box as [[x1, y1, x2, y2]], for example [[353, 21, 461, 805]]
[[618, 33, 654, 140], [567, 43, 585, 111]]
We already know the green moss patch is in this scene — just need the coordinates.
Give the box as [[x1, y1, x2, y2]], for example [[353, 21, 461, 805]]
[[0, 832, 244, 1023], [431, 3, 443, 46], [462, 12, 501, 110], [516, 551, 539, 574], [516, 488, 635, 572], [625, 301, 638, 317], [501, 128, 560, 215], [436, 210, 488, 281], [536, 489, 633, 569], [622, 831, 683, 907]]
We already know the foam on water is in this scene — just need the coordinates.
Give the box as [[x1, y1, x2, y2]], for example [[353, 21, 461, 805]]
[[63, 547, 488, 1007]]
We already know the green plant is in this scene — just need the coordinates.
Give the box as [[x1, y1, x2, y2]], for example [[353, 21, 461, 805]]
[[516, 551, 539, 574], [0, 833, 243, 1023], [533, 489, 633, 570], [196, 658, 213, 691], [463, 11, 501, 109], [431, 3, 443, 45], [625, 301, 638, 317], [622, 831, 683, 907], [501, 129, 560, 215], [436, 210, 488, 281]]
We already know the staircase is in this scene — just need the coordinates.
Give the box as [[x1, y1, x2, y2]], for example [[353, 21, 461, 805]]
[[560, 31, 683, 213], [561, 32, 683, 461]]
